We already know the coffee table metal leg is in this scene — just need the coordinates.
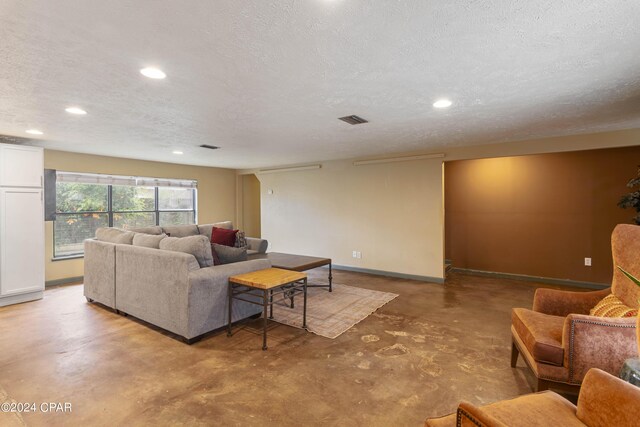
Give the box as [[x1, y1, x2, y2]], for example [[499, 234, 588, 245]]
[[329, 263, 333, 292], [227, 282, 233, 337], [303, 278, 308, 329], [269, 289, 274, 319], [262, 289, 268, 351]]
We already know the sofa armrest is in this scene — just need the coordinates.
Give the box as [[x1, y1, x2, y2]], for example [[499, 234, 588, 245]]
[[456, 402, 509, 427], [186, 258, 272, 338], [246, 237, 268, 253], [532, 287, 610, 316], [562, 313, 637, 383], [115, 245, 201, 337], [83, 239, 116, 308], [577, 368, 640, 426]]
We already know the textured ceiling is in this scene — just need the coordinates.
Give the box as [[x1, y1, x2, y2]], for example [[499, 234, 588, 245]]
[[1, 1, 640, 169]]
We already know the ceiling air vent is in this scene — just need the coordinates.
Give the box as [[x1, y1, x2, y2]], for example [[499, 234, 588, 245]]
[[199, 144, 220, 150], [338, 115, 368, 125]]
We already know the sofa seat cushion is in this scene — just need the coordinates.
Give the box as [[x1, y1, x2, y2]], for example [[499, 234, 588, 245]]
[[161, 225, 199, 238], [95, 227, 135, 244], [512, 308, 565, 366], [159, 235, 213, 268]]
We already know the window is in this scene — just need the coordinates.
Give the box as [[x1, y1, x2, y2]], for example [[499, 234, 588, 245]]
[[53, 172, 197, 258]]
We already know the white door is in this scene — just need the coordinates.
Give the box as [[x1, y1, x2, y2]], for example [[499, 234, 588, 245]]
[[0, 145, 44, 188], [0, 188, 45, 296]]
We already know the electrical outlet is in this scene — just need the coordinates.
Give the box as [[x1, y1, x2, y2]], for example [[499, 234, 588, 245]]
[[356, 251, 362, 259], [352, 251, 358, 258], [584, 257, 592, 266]]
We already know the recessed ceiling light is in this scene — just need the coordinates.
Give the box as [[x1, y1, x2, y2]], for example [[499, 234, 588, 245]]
[[65, 107, 87, 115], [26, 129, 43, 135], [172, 150, 183, 155], [433, 99, 452, 108], [140, 67, 166, 79]]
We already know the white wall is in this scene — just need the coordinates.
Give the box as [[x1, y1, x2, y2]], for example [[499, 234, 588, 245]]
[[258, 158, 444, 281]]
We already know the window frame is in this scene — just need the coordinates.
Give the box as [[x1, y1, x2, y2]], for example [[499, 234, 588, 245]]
[[53, 179, 197, 260]]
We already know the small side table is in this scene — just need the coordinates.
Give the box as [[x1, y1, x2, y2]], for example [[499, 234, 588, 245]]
[[228, 268, 308, 350], [620, 358, 640, 387]]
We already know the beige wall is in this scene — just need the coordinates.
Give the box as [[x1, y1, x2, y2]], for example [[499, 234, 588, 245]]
[[252, 129, 639, 284], [45, 149, 237, 282], [258, 158, 445, 280], [240, 174, 261, 237]]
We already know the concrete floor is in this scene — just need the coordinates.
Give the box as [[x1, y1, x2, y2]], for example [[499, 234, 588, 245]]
[[0, 270, 569, 426]]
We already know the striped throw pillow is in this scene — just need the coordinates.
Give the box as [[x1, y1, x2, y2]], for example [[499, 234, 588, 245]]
[[590, 294, 638, 318]]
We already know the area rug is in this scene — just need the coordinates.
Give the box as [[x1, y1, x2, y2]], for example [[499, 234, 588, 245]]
[[270, 283, 399, 339]]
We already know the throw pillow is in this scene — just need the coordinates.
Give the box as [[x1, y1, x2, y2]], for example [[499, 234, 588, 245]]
[[211, 226, 238, 247], [212, 243, 247, 265], [590, 293, 638, 318], [197, 221, 234, 241], [159, 235, 214, 268], [235, 230, 248, 249], [132, 233, 167, 249], [95, 227, 135, 244]]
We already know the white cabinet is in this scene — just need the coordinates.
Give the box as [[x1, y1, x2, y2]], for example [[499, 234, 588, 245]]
[[0, 143, 45, 306], [0, 144, 44, 188]]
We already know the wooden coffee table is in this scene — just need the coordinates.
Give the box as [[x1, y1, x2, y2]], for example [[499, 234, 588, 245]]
[[228, 268, 308, 350], [252, 252, 333, 292]]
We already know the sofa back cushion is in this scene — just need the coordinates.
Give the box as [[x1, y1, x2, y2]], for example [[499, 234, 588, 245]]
[[133, 233, 168, 249], [161, 225, 199, 238], [159, 235, 213, 268], [129, 226, 163, 235], [96, 228, 135, 244], [197, 221, 234, 240]]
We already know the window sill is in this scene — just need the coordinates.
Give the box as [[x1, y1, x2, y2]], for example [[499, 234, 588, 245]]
[[52, 254, 84, 262]]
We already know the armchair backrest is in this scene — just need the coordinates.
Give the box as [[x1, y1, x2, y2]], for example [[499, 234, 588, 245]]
[[611, 224, 640, 308], [576, 368, 640, 427]]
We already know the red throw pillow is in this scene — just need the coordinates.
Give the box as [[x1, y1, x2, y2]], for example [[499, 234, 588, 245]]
[[211, 226, 238, 247]]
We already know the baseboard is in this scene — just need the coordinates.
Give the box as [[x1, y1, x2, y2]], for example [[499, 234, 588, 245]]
[[451, 268, 608, 290], [0, 291, 43, 307], [332, 264, 445, 284], [45, 276, 84, 287]]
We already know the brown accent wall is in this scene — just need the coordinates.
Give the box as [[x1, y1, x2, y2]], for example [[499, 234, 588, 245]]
[[445, 146, 640, 284]]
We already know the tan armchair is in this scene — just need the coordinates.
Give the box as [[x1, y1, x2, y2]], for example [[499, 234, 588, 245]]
[[511, 224, 640, 392], [425, 368, 640, 426]]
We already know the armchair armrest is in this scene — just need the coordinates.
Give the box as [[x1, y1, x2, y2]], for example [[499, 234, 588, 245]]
[[562, 313, 636, 383], [456, 402, 509, 427], [246, 237, 268, 253], [577, 368, 640, 426], [533, 287, 610, 316]]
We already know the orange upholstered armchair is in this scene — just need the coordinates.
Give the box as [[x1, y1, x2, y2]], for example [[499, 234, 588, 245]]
[[425, 368, 640, 427], [511, 224, 640, 392]]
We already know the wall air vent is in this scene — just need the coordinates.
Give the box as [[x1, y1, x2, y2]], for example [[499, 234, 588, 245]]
[[199, 144, 220, 150], [338, 115, 368, 125]]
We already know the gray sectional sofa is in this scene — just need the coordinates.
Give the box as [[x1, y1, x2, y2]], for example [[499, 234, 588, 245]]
[[84, 221, 270, 343]]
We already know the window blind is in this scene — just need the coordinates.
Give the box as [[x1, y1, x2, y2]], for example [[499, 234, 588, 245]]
[[56, 172, 197, 188]]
